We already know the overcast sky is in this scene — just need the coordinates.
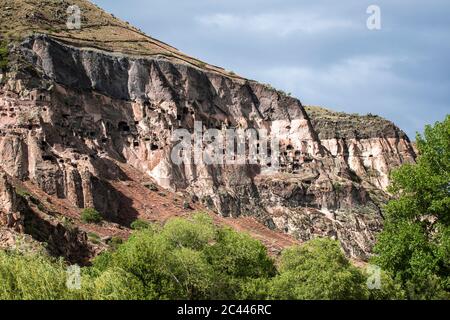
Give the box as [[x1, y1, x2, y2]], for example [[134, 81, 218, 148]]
[[92, 0, 449, 138]]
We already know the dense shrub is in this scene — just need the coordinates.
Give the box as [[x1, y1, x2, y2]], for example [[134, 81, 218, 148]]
[[81, 208, 103, 224], [0, 213, 408, 300], [203, 227, 276, 299], [108, 236, 123, 250], [366, 269, 406, 300], [130, 219, 151, 230], [0, 251, 84, 300], [268, 239, 368, 300], [373, 116, 450, 299], [90, 268, 146, 300], [161, 214, 216, 250], [96, 214, 219, 299], [0, 41, 8, 71]]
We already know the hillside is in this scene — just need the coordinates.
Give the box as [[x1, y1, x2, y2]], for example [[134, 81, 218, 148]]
[[0, 0, 416, 264]]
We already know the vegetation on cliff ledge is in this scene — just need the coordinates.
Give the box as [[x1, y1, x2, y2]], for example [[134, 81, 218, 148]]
[[0, 116, 447, 300], [0, 41, 8, 71]]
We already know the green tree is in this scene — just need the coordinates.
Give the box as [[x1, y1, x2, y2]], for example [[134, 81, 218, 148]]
[[90, 268, 147, 300], [366, 269, 406, 300], [164, 248, 214, 299], [269, 239, 368, 300], [203, 227, 276, 299], [2, 213, 413, 300], [101, 227, 171, 299], [161, 213, 216, 250], [373, 115, 450, 299]]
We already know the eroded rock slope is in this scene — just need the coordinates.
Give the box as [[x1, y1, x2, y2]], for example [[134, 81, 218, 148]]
[[0, 2, 416, 261]]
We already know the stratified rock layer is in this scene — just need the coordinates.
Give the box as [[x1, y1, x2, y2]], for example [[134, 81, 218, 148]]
[[305, 106, 416, 190]]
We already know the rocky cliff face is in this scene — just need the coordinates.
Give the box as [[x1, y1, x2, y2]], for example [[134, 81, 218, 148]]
[[0, 167, 93, 263], [0, 1, 416, 262], [305, 106, 416, 190]]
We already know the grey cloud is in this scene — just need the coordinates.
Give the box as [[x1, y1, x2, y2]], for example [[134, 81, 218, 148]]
[[93, 0, 450, 138]]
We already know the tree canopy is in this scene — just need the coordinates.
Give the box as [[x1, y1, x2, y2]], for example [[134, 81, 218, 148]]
[[373, 115, 450, 299]]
